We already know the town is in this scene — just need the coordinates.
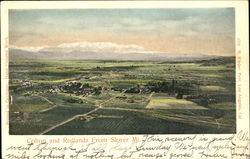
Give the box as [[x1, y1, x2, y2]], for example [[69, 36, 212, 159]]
[[9, 57, 236, 134]]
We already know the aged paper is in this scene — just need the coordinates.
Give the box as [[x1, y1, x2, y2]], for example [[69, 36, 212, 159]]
[[1, 1, 249, 159]]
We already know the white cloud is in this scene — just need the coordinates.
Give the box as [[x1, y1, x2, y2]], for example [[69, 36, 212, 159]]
[[11, 42, 160, 54]]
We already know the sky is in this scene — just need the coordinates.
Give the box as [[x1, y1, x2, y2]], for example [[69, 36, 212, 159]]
[[9, 8, 235, 56]]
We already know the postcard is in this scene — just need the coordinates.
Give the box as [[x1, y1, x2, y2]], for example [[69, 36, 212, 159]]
[[1, 1, 249, 159]]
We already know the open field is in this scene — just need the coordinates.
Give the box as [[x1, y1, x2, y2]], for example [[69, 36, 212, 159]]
[[147, 96, 207, 109], [9, 57, 236, 134]]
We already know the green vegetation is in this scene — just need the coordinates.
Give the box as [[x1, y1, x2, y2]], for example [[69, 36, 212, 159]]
[[10, 96, 53, 112], [200, 86, 227, 92], [9, 57, 236, 134], [147, 96, 207, 109], [46, 109, 222, 135]]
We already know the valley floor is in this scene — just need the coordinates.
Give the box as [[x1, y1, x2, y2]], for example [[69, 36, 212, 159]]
[[9, 57, 236, 134]]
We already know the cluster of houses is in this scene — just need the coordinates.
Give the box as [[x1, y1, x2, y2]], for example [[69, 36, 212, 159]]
[[59, 81, 102, 96], [78, 113, 99, 121], [23, 87, 60, 96], [124, 86, 150, 94], [10, 112, 35, 122], [21, 80, 102, 97], [16, 79, 38, 87]]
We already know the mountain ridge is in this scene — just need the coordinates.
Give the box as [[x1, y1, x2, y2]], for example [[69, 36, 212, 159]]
[[9, 48, 217, 62]]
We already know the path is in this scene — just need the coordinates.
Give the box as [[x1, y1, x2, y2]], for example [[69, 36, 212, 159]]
[[39, 108, 98, 135], [145, 92, 155, 105], [147, 92, 155, 100], [39, 88, 127, 135], [38, 96, 58, 113]]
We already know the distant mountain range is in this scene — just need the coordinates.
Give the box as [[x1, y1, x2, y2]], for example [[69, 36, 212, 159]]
[[9, 48, 217, 62], [9, 42, 216, 61]]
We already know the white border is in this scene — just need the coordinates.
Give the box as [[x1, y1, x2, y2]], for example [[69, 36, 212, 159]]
[[1, 1, 249, 159]]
